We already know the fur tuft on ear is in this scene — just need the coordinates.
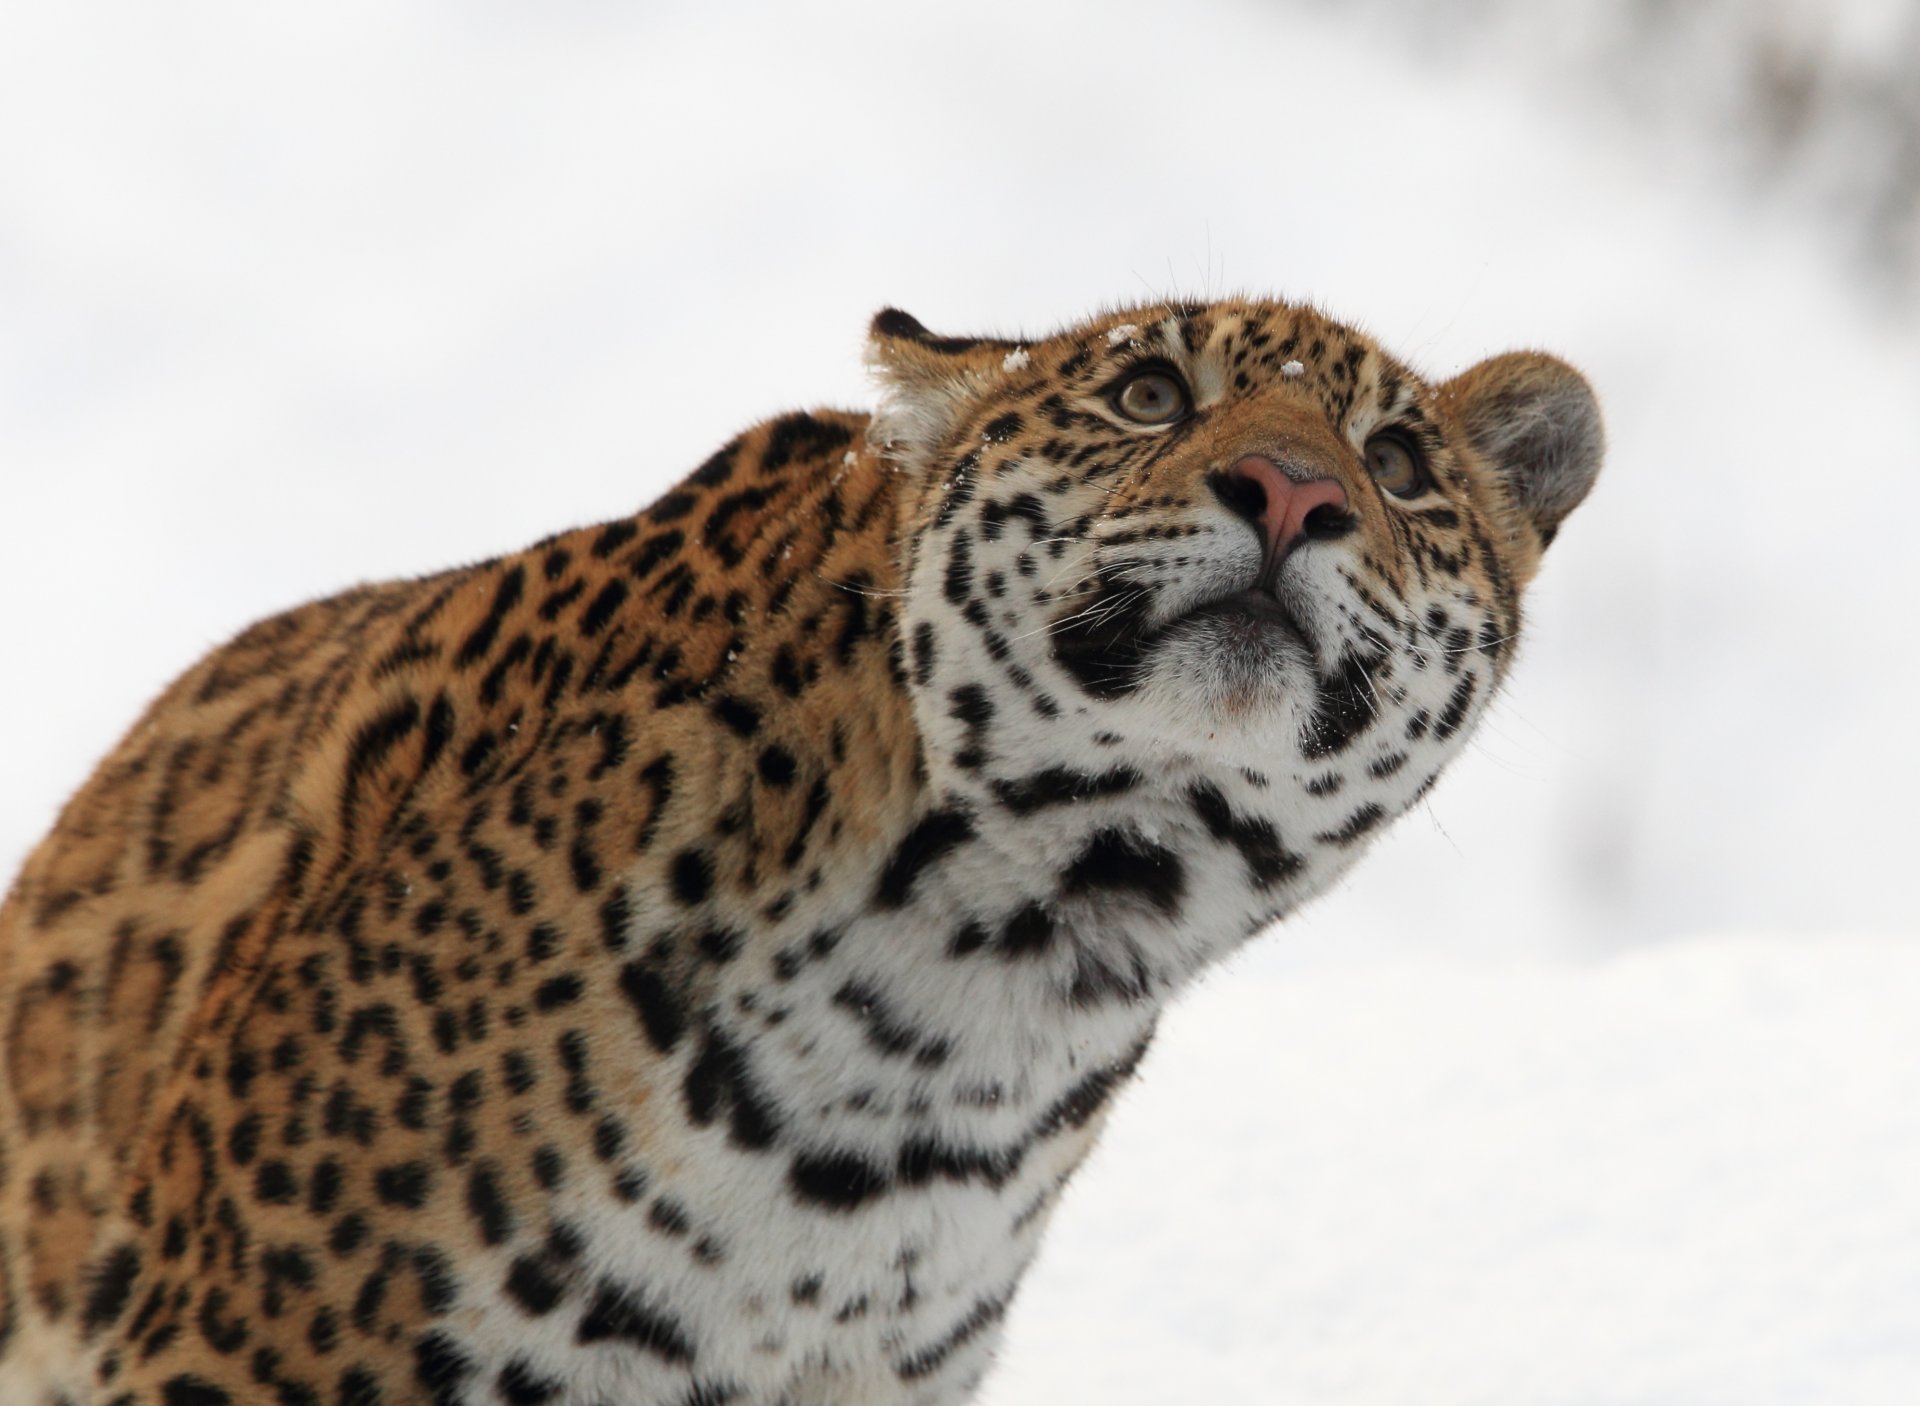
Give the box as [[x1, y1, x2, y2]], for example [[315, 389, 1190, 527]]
[[865, 308, 1021, 470], [1442, 352, 1604, 548]]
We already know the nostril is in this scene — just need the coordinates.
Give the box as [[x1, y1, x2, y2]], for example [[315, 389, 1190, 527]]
[[1300, 503, 1356, 540], [1207, 469, 1266, 526]]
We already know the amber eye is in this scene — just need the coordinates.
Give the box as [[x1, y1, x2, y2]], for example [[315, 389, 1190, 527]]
[[1111, 367, 1191, 425], [1364, 430, 1428, 499]]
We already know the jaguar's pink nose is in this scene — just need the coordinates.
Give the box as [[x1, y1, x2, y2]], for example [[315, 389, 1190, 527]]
[[1214, 454, 1352, 566]]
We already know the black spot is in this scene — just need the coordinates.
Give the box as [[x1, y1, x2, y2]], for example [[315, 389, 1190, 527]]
[[1066, 942, 1153, 1008], [781, 776, 831, 870], [676, 1380, 742, 1406], [336, 1368, 381, 1406], [874, 807, 975, 909], [697, 927, 744, 964], [467, 1162, 514, 1246], [575, 1281, 695, 1364], [503, 1255, 567, 1317], [1050, 582, 1155, 699], [1005, 492, 1048, 531], [455, 565, 526, 669], [670, 849, 714, 905], [947, 920, 988, 958], [702, 483, 782, 568], [1433, 674, 1478, 741], [227, 1050, 262, 1103], [992, 766, 1140, 816], [261, 1243, 318, 1315], [1315, 803, 1386, 847], [328, 1214, 369, 1257], [1035, 1035, 1151, 1136], [831, 981, 927, 1060], [943, 531, 974, 606], [197, 1285, 248, 1354], [789, 1151, 891, 1211], [690, 443, 737, 488], [682, 1026, 782, 1150], [501, 1050, 537, 1095], [497, 1359, 563, 1405], [82, 1243, 142, 1335], [374, 1162, 432, 1210], [619, 961, 686, 1054], [522, 921, 560, 968], [895, 1291, 1011, 1381], [1186, 782, 1303, 889], [162, 1377, 234, 1406], [712, 695, 761, 737], [770, 645, 805, 698], [449, 1070, 484, 1113], [1302, 654, 1382, 758], [911, 621, 937, 685], [981, 411, 1023, 443], [757, 744, 798, 787], [649, 1197, 691, 1236], [308, 1305, 339, 1355], [948, 684, 993, 731], [395, 1079, 432, 1130], [1061, 829, 1185, 916], [592, 1115, 627, 1162], [533, 973, 584, 1010], [421, 692, 456, 775], [627, 528, 686, 581], [591, 520, 640, 558], [409, 1245, 459, 1317], [761, 412, 853, 474], [598, 887, 633, 951], [999, 903, 1054, 956], [895, 1136, 1019, 1189], [414, 1330, 477, 1406], [579, 579, 629, 638], [614, 1168, 650, 1203], [254, 1162, 298, 1206]]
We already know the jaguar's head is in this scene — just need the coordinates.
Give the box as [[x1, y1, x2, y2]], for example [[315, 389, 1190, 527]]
[[870, 299, 1601, 817]]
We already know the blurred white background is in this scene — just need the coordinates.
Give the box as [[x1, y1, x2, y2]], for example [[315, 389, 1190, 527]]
[[3, 2, 1916, 1401]]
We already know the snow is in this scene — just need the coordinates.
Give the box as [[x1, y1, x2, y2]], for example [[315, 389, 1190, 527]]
[[1281, 358, 1306, 378], [1107, 323, 1140, 345], [1002, 348, 1031, 372], [989, 937, 1920, 1405], [1, 0, 1915, 1400]]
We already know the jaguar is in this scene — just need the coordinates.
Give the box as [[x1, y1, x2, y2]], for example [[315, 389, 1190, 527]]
[[0, 297, 1602, 1405]]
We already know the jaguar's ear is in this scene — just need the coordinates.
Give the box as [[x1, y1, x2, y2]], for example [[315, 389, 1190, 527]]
[[1441, 352, 1604, 549], [865, 308, 1023, 470]]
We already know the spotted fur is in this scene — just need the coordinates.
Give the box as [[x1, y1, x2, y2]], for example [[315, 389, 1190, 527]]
[[0, 298, 1602, 1405]]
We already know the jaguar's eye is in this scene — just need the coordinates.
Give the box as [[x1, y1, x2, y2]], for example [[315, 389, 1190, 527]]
[[1364, 430, 1428, 499], [1112, 368, 1191, 426]]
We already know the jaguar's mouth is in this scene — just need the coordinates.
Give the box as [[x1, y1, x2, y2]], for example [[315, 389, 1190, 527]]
[[1181, 587, 1312, 646], [1050, 583, 1314, 699]]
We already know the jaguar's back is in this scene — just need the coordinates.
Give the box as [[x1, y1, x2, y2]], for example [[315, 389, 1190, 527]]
[[0, 299, 1600, 1406]]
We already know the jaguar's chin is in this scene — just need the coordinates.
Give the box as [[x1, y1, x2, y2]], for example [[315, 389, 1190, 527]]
[[1153, 606, 1315, 720]]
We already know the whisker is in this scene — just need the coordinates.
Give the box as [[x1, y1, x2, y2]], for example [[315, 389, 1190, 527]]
[[817, 574, 909, 600]]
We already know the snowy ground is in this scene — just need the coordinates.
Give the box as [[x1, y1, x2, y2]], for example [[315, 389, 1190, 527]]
[[2, 0, 1917, 1400], [989, 938, 1920, 1405]]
